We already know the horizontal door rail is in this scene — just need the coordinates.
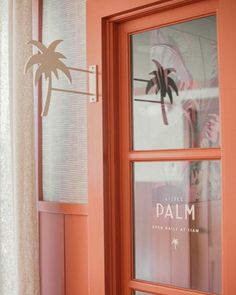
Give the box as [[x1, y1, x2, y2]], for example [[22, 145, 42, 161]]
[[129, 280, 215, 295], [38, 201, 88, 216], [128, 148, 221, 162]]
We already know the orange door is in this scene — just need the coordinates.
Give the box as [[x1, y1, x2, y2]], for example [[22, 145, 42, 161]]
[[32, 0, 236, 294], [99, 0, 236, 295]]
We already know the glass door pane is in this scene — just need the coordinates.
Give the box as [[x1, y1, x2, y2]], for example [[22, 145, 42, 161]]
[[133, 160, 221, 294], [131, 16, 219, 150]]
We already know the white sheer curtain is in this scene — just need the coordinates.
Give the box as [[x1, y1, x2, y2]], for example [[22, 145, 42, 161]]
[[0, 1, 40, 294]]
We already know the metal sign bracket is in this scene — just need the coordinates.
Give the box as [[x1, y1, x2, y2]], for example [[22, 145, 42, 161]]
[[25, 39, 99, 116]]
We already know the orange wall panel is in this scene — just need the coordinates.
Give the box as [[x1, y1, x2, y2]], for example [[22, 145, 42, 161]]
[[65, 215, 88, 295], [39, 212, 65, 295], [38, 203, 88, 295], [87, 2, 161, 294]]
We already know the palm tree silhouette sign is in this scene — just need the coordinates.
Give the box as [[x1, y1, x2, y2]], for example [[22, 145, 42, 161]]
[[141, 59, 179, 125], [25, 40, 72, 116]]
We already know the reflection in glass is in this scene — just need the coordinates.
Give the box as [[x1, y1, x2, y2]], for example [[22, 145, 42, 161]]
[[133, 161, 221, 294], [131, 16, 219, 150]]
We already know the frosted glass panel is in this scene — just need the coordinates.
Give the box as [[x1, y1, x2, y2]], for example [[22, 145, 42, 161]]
[[42, 0, 87, 202], [132, 16, 219, 150], [133, 161, 221, 294]]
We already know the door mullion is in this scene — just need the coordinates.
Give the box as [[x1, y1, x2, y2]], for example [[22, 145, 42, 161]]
[[128, 148, 221, 162]]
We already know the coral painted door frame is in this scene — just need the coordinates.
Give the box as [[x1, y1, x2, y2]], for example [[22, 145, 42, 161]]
[[32, 0, 236, 294], [101, 0, 236, 294]]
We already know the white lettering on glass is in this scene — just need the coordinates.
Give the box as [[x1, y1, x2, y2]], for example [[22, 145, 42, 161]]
[[185, 204, 195, 220], [156, 203, 195, 221], [176, 204, 182, 219], [165, 204, 174, 219], [156, 203, 164, 218]]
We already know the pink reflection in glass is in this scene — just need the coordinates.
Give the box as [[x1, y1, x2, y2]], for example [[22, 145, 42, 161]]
[[133, 160, 221, 294], [132, 16, 219, 150]]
